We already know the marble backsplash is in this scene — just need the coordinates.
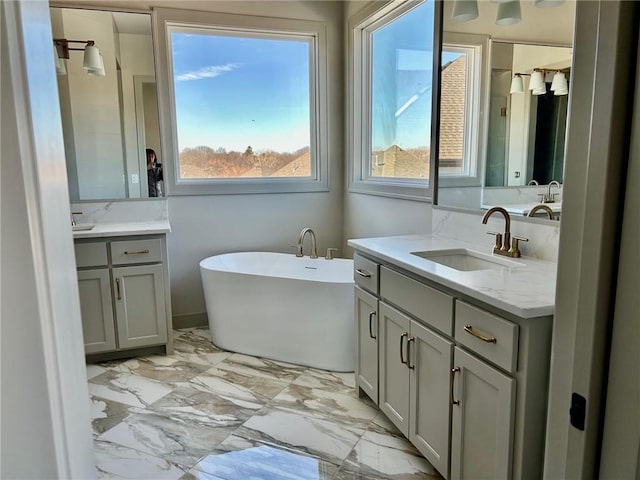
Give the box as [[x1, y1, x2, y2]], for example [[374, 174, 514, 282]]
[[482, 184, 563, 206], [432, 206, 560, 262], [70, 199, 168, 224]]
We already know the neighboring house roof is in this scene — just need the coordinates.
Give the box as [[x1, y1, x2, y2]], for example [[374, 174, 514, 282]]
[[439, 55, 466, 167], [371, 144, 429, 179]]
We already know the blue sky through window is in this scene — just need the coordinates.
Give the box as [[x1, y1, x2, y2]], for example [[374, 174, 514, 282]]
[[371, 1, 435, 152], [170, 30, 311, 153]]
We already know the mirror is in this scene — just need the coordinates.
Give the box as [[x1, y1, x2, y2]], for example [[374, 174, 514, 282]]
[[437, 1, 575, 218], [50, 7, 163, 200]]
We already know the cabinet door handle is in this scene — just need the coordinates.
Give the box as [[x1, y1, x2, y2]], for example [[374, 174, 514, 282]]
[[116, 277, 121, 300], [407, 336, 415, 369], [368, 311, 377, 339], [400, 332, 408, 365], [464, 324, 497, 343], [124, 249, 150, 255], [355, 268, 372, 278], [450, 367, 460, 406]]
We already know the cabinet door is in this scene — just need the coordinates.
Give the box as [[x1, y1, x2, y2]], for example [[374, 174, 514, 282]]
[[409, 320, 453, 478], [77, 269, 116, 354], [113, 264, 167, 349], [355, 286, 379, 403], [379, 302, 411, 436], [450, 347, 515, 480]]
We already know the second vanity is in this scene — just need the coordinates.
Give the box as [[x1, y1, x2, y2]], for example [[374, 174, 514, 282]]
[[73, 220, 173, 361], [348, 234, 556, 480]]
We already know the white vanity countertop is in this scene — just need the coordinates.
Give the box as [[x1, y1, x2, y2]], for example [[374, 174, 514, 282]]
[[348, 234, 557, 319], [72, 220, 171, 238], [482, 202, 562, 215]]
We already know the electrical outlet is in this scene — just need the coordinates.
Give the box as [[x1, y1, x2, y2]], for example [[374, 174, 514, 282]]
[[131, 174, 139, 184]]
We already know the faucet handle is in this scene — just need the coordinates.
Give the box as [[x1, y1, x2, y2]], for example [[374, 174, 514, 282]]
[[548, 193, 559, 203], [486, 231, 503, 251], [509, 235, 529, 258], [325, 247, 339, 260], [291, 245, 304, 257]]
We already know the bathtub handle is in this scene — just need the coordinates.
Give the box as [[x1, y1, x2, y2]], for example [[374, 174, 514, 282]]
[[355, 268, 372, 278], [400, 332, 408, 365], [407, 336, 415, 369], [368, 311, 377, 339]]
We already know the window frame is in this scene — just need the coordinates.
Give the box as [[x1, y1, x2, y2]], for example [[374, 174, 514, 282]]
[[438, 32, 489, 189], [348, 0, 443, 202], [153, 8, 329, 195]]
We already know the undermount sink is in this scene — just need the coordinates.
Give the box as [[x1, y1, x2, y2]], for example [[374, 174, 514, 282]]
[[72, 224, 94, 231], [412, 248, 525, 272]]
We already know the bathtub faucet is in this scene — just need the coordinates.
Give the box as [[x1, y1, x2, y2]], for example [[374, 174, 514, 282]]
[[296, 228, 318, 259]]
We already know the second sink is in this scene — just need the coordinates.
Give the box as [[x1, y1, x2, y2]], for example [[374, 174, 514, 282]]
[[412, 248, 525, 272]]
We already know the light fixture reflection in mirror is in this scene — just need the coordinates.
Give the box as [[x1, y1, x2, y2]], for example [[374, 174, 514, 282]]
[[51, 7, 162, 201], [437, 0, 575, 219]]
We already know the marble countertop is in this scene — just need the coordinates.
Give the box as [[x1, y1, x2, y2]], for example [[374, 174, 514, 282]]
[[72, 220, 171, 239], [481, 202, 562, 215], [347, 234, 557, 318]]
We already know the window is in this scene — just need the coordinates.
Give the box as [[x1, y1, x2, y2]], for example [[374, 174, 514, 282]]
[[350, 0, 440, 201], [154, 9, 329, 195], [438, 32, 487, 188]]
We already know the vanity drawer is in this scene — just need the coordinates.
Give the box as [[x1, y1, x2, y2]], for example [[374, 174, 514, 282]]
[[354, 254, 379, 294], [74, 242, 108, 268], [110, 238, 163, 265], [454, 300, 519, 372], [380, 266, 453, 336]]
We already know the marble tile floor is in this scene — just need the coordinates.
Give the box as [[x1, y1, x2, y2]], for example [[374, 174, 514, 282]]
[[88, 327, 443, 480]]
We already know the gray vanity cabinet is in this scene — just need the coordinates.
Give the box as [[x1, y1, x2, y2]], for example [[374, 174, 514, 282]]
[[355, 286, 379, 403], [379, 302, 411, 434], [379, 301, 453, 477], [77, 268, 116, 354], [74, 234, 172, 358], [112, 264, 167, 349], [352, 251, 552, 480], [450, 346, 515, 480]]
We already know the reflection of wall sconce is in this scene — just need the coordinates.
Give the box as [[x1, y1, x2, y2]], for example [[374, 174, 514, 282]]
[[451, 0, 565, 24], [510, 68, 569, 96], [53, 38, 105, 77]]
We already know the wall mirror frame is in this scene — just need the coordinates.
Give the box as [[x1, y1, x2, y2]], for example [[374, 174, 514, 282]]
[[435, 0, 576, 222], [50, 4, 164, 202]]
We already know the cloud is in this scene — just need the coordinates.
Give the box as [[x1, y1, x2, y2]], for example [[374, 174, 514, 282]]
[[175, 63, 240, 82]]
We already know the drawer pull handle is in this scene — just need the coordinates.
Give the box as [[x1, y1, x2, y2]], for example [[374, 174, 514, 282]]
[[368, 311, 377, 339], [407, 336, 415, 369], [464, 324, 497, 344], [355, 268, 372, 278], [450, 367, 460, 405], [400, 332, 408, 365], [116, 278, 121, 300], [124, 249, 150, 255]]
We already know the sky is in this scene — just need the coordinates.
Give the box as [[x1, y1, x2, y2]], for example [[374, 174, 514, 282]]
[[371, 0, 435, 151], [171, 30, 311, 153]]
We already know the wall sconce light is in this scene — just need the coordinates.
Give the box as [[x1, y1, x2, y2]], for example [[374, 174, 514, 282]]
[[510, 68, 569, 96], [550, 71, 569, 95], [495, 0, 522, 26], [510, 73, 524, 94], [453, 0, 564, 24], [535, 0, 565, 7], [53, 38, 106, 77], [451, 0, 479, 22]]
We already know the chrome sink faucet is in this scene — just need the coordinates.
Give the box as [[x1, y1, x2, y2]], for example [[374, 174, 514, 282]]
[[296, 227, 318, 259], [481, 207, 528, 258]]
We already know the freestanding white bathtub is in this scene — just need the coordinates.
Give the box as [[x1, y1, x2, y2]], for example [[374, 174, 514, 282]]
[[199, 252, 355, 372]]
